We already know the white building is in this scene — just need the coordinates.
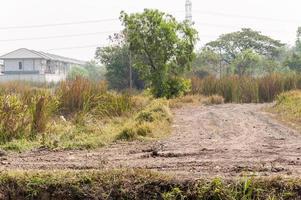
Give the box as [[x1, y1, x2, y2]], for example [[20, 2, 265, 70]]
[[0, 48, 86, 83]]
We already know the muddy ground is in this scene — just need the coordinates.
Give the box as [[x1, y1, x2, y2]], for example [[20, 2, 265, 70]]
[[1, 104, 301, 178]]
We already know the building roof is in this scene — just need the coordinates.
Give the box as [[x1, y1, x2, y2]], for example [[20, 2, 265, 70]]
[[0, 48, 86, 65]]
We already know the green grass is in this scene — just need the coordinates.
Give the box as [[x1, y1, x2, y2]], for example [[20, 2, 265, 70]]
[[0, 170, 300, 199]]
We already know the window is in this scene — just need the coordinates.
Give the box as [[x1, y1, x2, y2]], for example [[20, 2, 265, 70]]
[[18, 61, 22, 70]]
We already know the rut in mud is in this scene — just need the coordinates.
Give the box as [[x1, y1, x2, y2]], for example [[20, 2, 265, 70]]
[[1, 104, 301, 178]]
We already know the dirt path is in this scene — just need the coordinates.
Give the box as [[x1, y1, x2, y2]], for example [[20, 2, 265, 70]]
[[1, 104, 301, 178]]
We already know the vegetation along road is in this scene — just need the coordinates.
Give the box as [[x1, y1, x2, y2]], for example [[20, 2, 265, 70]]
[[1, 103, 300, 178]]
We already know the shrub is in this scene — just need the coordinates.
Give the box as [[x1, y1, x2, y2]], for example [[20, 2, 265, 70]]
[[30, 94, 58, 135], [117, 100, 172, 141], [152, 77, 191, 99], [0, 95, 31, 142]]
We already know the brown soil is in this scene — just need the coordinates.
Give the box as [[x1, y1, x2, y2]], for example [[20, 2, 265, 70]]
[[1, 104, 301, 178]]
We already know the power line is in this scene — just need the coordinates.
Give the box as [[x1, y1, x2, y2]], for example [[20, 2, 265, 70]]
[[0, 18, 119, 30], [45, 44, 104, 51], [0, 31, 119, 42], [193, 10, 301, 24]]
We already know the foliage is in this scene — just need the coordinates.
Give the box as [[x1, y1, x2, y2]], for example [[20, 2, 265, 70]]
[[231, 49, 261, 76], [117, 99, 172, 141], [202, 28, 285, 76], [0, 95, 31, 142], [283, 52, 301, 73], [95, 44, 144, 90], [67, 65, 89, 80], [192, 47, 223, 78], [206, 28, 284, 64], [84, 61, 106, 82], [120, 9, 198, 98]]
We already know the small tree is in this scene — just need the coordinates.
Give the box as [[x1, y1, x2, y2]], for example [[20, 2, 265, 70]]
[[120, 9, 198, 98]]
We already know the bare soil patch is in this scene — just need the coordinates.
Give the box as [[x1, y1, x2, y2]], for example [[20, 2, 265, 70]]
[[1, 104, 301, 178]]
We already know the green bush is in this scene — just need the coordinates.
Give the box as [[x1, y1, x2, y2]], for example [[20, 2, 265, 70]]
[[152, 77, 191, 99]]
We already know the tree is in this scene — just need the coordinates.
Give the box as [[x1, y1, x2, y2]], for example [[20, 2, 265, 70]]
[[206, 28, 284, 65], [67, 62, 105, 81], [95, 44, 144, 90], [295, 27, 301, 53], [120, 9, 198, 98], [231, 49, 261, 76], [68, 65, 88, 80], [84, 61, 106, 82], [193, 48, 224, 78], [282, 27, 301, 73]]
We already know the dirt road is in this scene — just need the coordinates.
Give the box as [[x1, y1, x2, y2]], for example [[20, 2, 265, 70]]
[[1, 104, 301, 178]]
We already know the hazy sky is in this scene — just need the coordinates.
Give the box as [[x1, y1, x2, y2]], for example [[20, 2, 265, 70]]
[[0, 0, 300, 61]]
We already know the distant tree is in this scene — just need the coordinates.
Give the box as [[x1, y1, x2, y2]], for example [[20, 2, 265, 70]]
[[284, 53, 301, 72], [84, 61, 106, 81], [231, 49, 261, 76], [120, 9, 198, 98], [193, 48, 224, 78], [295, 27, 301, 53], [68, 65, 88, 80], [95, 44, 144, 90], [282, 27, 301, 73], [206, 28, 284, 64]]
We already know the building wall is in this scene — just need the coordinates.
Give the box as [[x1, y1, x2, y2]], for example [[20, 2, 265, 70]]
[[4, 59, 41, 72], [0, 74, 46, 82], [0, 74, 66, 83]]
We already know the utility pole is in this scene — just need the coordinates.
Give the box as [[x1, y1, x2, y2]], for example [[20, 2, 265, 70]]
[[126, 27, 133, 92], [129, 49, 133, 91], [185, 0, 192, 23]]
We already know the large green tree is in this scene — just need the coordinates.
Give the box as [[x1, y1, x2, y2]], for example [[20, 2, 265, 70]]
[[206, 28, 284, 64], [202, 28, 285, 76], [120, 9, 198, 98]]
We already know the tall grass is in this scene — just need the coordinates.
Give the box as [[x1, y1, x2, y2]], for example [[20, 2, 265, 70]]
[[0, 77, 134, 144], [191, 73, 301, 103]]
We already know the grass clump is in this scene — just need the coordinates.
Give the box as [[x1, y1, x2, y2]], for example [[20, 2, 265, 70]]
[[117, 100, 172, 141], [202, 95, 225, 105]]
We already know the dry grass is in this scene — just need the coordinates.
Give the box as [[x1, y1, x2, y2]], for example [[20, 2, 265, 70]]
[[0, 170, 300, 199], [191, 73, 301, 103], [202, 95, 225, 105], [268, 90, 301, 130]]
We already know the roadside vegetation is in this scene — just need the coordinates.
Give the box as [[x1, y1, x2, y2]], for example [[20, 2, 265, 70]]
[[1, 8, 301, 199], [191, 73, 301, 103], [0, 170, 300, 200], [268, 90, 301, 129], [0, 78, 173, 152]]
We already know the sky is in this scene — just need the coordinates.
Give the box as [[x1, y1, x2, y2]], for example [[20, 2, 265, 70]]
[[0, 0, 300, 61]]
